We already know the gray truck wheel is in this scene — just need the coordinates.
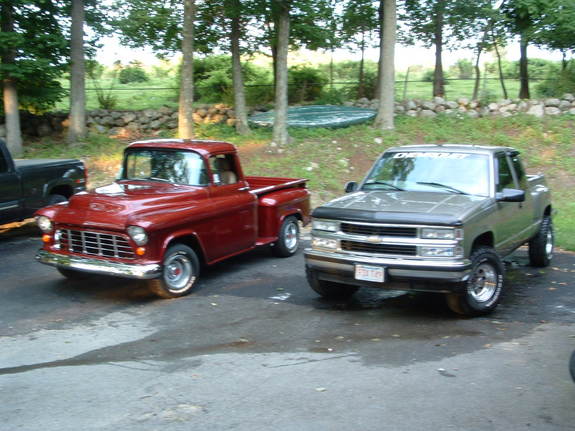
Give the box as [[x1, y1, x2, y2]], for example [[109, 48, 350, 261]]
[[446, 247, 505, 317], [306, 268, 359, 299], [528, 216, 553, 267], [271, 216, 300, 257], [148, 244, 200, 299]]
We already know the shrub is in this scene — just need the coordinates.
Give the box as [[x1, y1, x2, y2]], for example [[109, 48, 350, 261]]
[[118, 66, 149, 84], [288, 65, 328, 103], [536, 64, 575, 97]]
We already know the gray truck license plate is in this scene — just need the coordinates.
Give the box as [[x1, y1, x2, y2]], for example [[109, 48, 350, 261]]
[[355, 264, 385, 283]]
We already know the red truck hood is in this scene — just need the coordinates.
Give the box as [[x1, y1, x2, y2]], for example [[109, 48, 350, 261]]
[[50, 181, 207, 230]]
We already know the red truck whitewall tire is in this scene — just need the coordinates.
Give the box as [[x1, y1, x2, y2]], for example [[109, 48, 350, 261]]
[[446, 247, 505, 317], [271, 216, 300, 257], [147, 244, 200, 299]]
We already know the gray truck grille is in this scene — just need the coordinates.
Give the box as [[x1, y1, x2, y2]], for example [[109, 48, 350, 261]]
[[341, 240, 417, 256], [57, 229, 135, 259], [341, 223, 417, 237]]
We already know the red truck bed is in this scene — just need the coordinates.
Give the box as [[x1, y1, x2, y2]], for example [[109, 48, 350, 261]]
[[245, 176, 308, 195]]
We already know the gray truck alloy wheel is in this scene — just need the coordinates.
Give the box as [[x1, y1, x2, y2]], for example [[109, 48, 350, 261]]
[[446, 247, 505, 317], [528, 216, 553, 267], [148, 244, 200, 299], [271, 216, 300, 257]]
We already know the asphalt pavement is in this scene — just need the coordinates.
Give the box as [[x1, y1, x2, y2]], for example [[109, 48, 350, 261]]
[[1, 223, 574, 431]]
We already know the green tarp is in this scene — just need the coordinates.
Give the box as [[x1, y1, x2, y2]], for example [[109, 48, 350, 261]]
[[248, 105, 377, 128]]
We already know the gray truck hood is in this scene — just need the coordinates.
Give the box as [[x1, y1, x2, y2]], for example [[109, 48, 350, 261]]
[[312, 190, 492, 226]]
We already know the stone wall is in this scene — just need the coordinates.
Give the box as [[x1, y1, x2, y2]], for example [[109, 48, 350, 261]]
[[0, 104, 237, 139], [2, 95, 575, 139], [346, 93, 575, 118]]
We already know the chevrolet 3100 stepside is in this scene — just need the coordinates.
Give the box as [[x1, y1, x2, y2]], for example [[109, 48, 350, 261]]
[[0, 138, 86, 225], [305, 144, 553, 316], [35, 139, 310, 298]]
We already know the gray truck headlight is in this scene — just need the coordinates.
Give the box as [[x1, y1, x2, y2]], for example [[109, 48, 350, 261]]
[[419, 246, 463, 258], [127, 226, 148, 246], [36, 216, 53, 233], [312, 237, 338, 251], [312, 219, 339, 232], [421, 228, 462, 240]]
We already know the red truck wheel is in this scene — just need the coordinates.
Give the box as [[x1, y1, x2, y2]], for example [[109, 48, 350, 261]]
[[148, 244, 200, 299], [271, 216, 300, 257]]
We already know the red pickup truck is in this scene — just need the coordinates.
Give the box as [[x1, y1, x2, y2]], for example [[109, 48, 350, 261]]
[[35, 139, 310, 298]]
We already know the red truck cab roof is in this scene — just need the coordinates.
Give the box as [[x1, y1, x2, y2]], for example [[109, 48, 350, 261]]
[[127, 139, 237, 156]]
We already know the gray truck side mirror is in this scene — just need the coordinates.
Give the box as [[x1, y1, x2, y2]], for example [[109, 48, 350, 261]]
[[496, 188, 525, 202], [345, 181, 358, 193]]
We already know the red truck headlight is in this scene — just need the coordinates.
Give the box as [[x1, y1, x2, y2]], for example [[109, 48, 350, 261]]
[[36, 216, 53, 233], [127, 226, 148, 246]]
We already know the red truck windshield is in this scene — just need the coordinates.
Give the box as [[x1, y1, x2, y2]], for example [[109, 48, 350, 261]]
[[363, 152, 491, 196], [122, 149, 208, 186]]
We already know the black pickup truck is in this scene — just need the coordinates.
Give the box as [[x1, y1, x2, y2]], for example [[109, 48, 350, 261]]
[[0, 138, 86, 225]]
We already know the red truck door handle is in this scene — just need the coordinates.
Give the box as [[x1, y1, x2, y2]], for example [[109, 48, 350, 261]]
[[238, 186, 250, 191]]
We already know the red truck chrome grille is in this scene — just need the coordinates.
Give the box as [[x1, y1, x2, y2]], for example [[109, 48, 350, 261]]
[[341, 240, 417, 256], [57, 229, 135, 259], [341, 223, 417, 237]]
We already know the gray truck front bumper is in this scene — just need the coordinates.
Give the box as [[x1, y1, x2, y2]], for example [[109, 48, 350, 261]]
[[304, 249, 472, 293], [36, 249, 162, 280]]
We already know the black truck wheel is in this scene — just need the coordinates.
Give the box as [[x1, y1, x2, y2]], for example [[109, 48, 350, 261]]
[[147, 244, 200, 299], [528, 216, 554, 267], [446, 247, 505, 317], [570, 350, 575, 382], [306, 268, 359, 299], [48, 194, 68, 205], [271, 216, 300, 257]]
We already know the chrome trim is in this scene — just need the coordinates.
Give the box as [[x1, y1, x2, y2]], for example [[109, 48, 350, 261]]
[[0, 204, 19, 211], [304, 248, 471, 269], [36, 249, 161, 279]]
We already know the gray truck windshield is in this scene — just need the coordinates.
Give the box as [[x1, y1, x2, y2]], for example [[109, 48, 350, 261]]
[[123, 149, 208, 186], [363, 151, 490, 196]]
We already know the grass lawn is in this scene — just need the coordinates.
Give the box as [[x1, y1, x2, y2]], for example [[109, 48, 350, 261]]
[[23, 114, 575, 251]]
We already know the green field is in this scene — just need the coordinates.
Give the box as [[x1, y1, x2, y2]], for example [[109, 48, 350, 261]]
[[52, 77, 530, 112], [24, 114, 575, 251]]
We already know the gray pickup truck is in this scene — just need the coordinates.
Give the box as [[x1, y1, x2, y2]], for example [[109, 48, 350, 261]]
[[0, 138, 86, 225], [305, 144, 553, 316]]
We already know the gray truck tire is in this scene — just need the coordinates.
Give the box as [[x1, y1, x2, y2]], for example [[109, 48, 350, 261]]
[[271, 216, 300, 257], [306, 268, 359, 299], [570, 350, 575, 382], [148, 244, 200, 299], [528, 216, 553, 267], [446, 247, 505, 317]]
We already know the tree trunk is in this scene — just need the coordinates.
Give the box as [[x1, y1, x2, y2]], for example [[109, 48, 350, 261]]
[[374, 0, 396, 130], [230, 0, 250, 135], [432, 8, 444, 97], [67, 0, 87, 143], [494, 39, 508, 99], [374, 0, 384, 98], [178, 0, 195, 139], [272, 1, 290, 147], [358, 31, 366, 99], [518, 32, 530, 99], [1, 1, 23, 156], [472, 45, 482, 100]]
